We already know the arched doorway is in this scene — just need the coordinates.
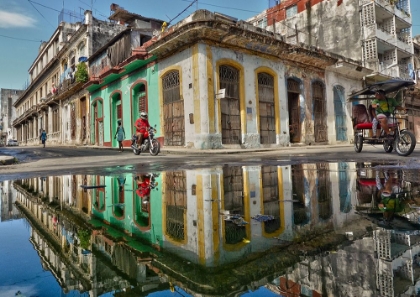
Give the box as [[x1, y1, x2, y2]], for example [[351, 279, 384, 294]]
[[131, 83, 147, 128], [287, 78, 301, 143], [258, 72, 276, 144], [92, 99, 103, 146], [313, 82, 327, 143], [162, 70, 184, 146], [219, 65, 241, 144], [110, 92, 122, 148], [333, 85, 347, 141]]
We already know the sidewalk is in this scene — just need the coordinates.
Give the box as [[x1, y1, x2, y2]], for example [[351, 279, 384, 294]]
[[75, 142, 354, 155], [0, 143, 354, 166]]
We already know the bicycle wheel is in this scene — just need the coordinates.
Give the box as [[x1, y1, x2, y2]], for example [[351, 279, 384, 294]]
[[354, 134, 363, 153], [395, 130, 416, 156]]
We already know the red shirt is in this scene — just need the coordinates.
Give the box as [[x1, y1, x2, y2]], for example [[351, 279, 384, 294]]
[[136, 178, 151, 197], [135, 118, 150, 133]]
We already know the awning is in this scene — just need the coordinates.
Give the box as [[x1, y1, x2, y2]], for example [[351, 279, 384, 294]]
[[348, 79, 415, 101]]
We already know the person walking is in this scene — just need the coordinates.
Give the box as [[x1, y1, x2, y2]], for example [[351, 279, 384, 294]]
[[114, 121, 125, 152], [40, 129, 47, 148]]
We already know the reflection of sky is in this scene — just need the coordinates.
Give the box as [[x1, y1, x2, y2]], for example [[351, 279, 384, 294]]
[[0, 219, 61, 297]]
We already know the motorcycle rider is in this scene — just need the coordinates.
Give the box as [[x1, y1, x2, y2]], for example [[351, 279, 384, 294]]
[[135, 174, 151, 204], [134, 111, 150, 147]]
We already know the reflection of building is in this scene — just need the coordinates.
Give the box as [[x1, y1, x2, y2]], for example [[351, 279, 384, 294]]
[[10, 162, 365, 296], [13, 177, 165, 296], [0, 180, 20, 221], [374, 229, 420, 297], [268, 230, 378, 297], [0, 88, 23, 144]]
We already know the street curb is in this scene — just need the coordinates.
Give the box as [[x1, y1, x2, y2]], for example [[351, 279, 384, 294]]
[[0, 156, 17, 165], [68, 143, 354, 155]]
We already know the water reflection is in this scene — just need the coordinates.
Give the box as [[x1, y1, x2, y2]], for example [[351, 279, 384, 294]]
[[2, 162, 420, 296]]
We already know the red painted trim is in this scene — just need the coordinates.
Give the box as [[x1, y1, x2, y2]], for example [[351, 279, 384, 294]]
[[103, 141, 112, 147], [92, 97, 104, 145], [109, 90, 123, 148]]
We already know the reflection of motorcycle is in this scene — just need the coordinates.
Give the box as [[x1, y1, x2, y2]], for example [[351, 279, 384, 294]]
[[135, 173, 159, 204], [131, 126, 160, 156]]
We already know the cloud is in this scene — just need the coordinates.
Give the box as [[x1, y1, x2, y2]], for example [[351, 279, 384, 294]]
[[0, 10, 36, 28]]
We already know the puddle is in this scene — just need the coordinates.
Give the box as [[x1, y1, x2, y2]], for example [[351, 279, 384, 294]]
[[1, 161, 420, 296]]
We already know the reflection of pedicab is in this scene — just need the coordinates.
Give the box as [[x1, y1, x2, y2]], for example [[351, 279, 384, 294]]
[[349, 79, 416, 156], [355, 166, 420, 229]]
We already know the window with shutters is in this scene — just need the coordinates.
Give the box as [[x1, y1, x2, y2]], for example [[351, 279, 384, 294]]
[[258, 72, 275, 144], [117, 104, 122, 119], [138, 84, 146, 112]]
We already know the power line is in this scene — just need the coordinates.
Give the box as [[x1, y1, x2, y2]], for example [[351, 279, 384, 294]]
[[27, 0, 54, 28], [0, 33, 42, 43], [168, 0, 198, 25]]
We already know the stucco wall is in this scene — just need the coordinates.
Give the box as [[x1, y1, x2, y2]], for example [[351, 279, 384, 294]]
[[90, 65, 158, 148], [325, 71, 364, 144], [269, 0, 361, 62], [158, 43, 291, 149]]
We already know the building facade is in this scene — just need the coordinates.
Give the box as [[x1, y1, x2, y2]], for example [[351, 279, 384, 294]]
[[87, 10, 369, 150], [0, 88, 23, 145], [12, 10, 126, 146], [249, 0, 414, 82], [85, 9, 164, 148]]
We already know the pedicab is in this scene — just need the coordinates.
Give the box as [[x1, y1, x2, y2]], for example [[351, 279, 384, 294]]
[[349, 79, 416, 156]]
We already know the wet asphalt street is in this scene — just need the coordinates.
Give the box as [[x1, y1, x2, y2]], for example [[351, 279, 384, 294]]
[[1, 144, 419, 181]]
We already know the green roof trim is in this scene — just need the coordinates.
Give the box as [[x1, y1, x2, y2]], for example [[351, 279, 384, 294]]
[[86, 55, 156, 93]]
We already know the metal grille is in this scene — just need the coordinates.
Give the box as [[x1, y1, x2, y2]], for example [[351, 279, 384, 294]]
[[165, 171, 187, 241], [333, 85, 347, 141], [70, 104, 76, 140], [163, 71, 185, 146], [317, 163, 332, 220], [287, 78, 300, 93], [291, 164, 308, 225], [261, 166, 281, 233], [138, 84, 146, 113], [258, 73, 275, 144], [313, 82, 327, 142], [223, 166, 245, 244], [163, 71, 180, 104], [220, 65, 241, 144]]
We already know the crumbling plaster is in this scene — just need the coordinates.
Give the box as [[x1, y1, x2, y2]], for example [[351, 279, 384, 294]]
[[158, 42, 293, 149], [325, 71, 364, 144], [269, 0, 361, 62]]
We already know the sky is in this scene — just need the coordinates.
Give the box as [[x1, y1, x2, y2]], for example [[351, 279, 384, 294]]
[[0, 0, 419, 91]]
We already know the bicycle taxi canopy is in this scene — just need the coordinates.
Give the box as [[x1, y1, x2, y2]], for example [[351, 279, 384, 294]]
[[348, 79, 415, 100]]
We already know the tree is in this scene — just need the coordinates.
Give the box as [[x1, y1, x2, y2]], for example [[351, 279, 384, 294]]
[[75, 62, 89, 83]]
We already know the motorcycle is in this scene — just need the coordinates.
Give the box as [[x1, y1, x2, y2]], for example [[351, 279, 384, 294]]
[[135, 173, 159, 204], [131, 126, 160, 156]]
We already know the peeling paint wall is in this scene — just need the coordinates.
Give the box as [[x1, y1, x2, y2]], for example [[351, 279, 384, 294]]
[[284, 65, 326, 144], [268, 0, 361, 62], [324, 71, 364, 144], [158, 43, 291, 148]]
